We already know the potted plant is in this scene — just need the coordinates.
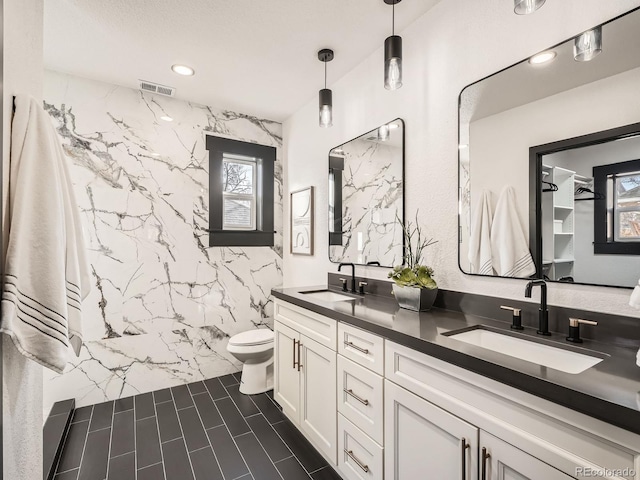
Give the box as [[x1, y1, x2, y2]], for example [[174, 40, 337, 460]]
[[388, 213, 438, 311]]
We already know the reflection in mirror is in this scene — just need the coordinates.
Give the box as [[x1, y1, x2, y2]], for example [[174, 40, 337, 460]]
[[458, 7, 640, 288], [536, 125, 640, 288], [329, 119, 404, 266]]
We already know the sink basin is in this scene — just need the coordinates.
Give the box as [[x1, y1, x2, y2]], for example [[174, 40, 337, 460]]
[[444, 326, 606, 374], [299, 289, 355, 302]]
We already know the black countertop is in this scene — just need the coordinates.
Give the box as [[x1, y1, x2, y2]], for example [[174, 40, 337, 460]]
[[271, 286, 640, 436]]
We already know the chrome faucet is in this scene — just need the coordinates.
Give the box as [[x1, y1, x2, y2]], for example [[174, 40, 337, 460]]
[[338, 263, 356, 293], [524, 279, 550, 336]]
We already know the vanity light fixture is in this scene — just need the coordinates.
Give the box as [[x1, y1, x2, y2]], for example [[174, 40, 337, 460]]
[[318, 48, 334, 128], [171, 64, 195, 76], [574, 27, 602, 62], [513, 0, 545, 15], [529, 50, 557, 65], [160, 116, 173, 122], [383, 0, 403, 90], [378, 124, 390, 141]]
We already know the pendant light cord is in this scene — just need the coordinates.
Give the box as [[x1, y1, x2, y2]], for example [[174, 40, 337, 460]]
[[324, 61, 327, 89], [392, 1, 395, 35]]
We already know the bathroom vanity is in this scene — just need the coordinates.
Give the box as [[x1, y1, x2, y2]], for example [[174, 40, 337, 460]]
[[271, 286, 640, 480]]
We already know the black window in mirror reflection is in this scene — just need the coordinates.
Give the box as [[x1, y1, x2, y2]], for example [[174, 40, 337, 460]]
[[329, 155, 344, 246], [594, 158, 640, 254]]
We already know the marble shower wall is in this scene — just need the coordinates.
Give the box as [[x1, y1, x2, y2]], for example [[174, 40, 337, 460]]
[[42, 71, 283, 411]]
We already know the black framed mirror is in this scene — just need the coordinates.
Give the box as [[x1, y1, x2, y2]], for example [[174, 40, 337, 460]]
[[458, 7, 640, 288], [329, 118, 405, 267]]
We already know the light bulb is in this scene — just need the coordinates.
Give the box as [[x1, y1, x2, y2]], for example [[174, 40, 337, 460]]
[[384, 36, 403, 91]]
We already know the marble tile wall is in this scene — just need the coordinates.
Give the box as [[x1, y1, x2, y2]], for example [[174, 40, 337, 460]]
[[42, 71, 283, 411]]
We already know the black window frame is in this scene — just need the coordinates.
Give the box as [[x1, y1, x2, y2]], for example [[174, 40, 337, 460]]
[[593, 158, 640, 255], [206, 135, 276, 247]]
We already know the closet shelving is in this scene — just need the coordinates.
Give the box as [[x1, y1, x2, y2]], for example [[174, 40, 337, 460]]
[[542, 165, 575, 280]]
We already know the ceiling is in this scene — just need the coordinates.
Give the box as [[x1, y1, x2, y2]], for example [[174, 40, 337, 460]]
[[44, 0, 441, 122]]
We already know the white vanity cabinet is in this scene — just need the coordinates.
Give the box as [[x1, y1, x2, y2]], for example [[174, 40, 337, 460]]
[[385, 340, 640, 480], [274, 298, 640, 480], [274, 300, 338, 464]]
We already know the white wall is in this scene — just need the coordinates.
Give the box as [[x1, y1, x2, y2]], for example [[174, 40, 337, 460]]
[[2, 0, 45, 478], [283, 0, 640, 318]]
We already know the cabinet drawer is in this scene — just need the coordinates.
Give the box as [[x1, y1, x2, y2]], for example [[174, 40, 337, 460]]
[[338, 355, 384, 444], [338, 323, 384, 375], [338, 414, 383, 480], [275, 300, 336, 349]]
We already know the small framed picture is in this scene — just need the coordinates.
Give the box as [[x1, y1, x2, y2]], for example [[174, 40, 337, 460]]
[[290, 186, 314, 255]]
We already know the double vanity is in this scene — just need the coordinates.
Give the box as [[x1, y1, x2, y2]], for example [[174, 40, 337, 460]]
[[271, 284, 640, 480]]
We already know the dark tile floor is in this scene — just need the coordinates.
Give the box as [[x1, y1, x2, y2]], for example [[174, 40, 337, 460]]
[[53, 372, 343, 480]]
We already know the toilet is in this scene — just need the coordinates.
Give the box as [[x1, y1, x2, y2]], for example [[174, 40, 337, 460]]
[[226, 329, 274, 395]]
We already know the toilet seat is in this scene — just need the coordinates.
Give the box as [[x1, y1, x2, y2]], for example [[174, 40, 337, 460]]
[[228, 329, 274, 347]]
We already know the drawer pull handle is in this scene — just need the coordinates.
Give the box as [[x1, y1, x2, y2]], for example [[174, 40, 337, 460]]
[[344, 449, 369, 473], [344, 388, 369, 406], [461, 437, 469, 480], [344, 341, 369, 355], [297, 340, 303, 371], [481, 447, 490, 480]]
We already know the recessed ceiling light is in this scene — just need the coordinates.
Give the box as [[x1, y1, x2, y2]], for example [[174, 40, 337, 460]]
[[529, 51, 557, 65], [160, 116, 173, 122], [171, 64, 195, 76]]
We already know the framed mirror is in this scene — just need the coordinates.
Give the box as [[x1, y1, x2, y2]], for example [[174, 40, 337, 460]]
[[329, 119, 404, 266], [458, 7, 640, 288]]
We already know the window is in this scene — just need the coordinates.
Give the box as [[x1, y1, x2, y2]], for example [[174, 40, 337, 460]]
[[207, 135, 276, 247], [593, 158, 640, 255]]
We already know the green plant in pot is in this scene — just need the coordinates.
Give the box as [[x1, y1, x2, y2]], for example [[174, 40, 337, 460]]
[[388, 213, 438, 311]]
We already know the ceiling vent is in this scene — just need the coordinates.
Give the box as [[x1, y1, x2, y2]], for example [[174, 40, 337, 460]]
[[138, 80, 176, 97]]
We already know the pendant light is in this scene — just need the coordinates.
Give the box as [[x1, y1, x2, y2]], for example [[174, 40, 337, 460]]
[[574, 27, 602, 62], [513, 0, 545, 15], [384, 0, 403, 90], [318, 49, 334, 128]]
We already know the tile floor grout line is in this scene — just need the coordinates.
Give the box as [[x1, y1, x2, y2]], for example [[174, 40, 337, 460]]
[[237, 430, 287, 480], [271, 455, 294, 465], [207, 397, 252, 480], [267, 413, 325, 477], [108, 448, 136, 461], [187, 381, 228, 479], [133, 395, 138, 480], [73, 401, 95, 478], [170, 386, 198, 479], [243, 411, 306, 478], [154, 391, 170, 480], [103, 401, 117, 479]]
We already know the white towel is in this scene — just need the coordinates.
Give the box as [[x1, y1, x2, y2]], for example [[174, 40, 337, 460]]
[[0, 95, 90, 373], [468, 189, 493, 275], [490, 186, 536, 278]]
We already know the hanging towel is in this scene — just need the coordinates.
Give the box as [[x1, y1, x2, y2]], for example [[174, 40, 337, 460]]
[[0, 95, 90, 373], [468, 189, 494, 275], [490, 186, 536, 278]]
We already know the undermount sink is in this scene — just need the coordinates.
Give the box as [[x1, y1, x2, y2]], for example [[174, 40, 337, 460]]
[[300, 289, 355, 302], [444, 326, 606, 374]]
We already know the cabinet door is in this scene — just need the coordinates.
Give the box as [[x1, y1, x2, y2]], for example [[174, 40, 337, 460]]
[[385, 380, 478, 480], [480, 431, 574, 480], [274, 321, 301, 423], [300, 335, 337, 464]]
